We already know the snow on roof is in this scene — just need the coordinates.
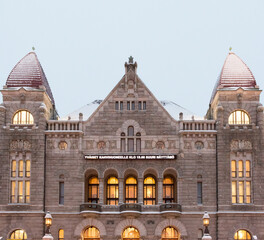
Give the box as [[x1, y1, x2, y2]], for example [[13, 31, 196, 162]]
[[6, 52, 55, 104], [210, 52, 257, 102], [61, 100, 203, 121]]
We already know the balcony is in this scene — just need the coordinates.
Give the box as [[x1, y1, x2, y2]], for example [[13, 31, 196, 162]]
[[80, 203, 101, 213], [119, 203, 142, 217], [160, 203, 182, 216]]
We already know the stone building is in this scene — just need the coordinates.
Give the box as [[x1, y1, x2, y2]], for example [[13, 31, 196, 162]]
[[0, 51, 263, 240]]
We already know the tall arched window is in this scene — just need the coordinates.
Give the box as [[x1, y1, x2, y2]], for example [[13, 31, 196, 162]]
[[162, 227, 179, 240], [10, 229, 27, 240], [12, 110, 34, 124], [128, 126, 134, 152], [234, 230, 251, 240], [120, 127, 141, 152], [58, 229, 64, 240], [106, 176, 119, 205], [228, 110, 250, 125], [125, 177, 137, 203], [83, 227, 100, 240], [88, 176, 99, 203], [163, 176, 175, 203], [144, 176, 156, 205], [122, 227, 140, 240]]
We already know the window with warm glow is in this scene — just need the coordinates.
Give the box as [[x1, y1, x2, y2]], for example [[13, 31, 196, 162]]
[[162, 227, 179, 240], [144, 176, 156, 205], [88, 176, 99, 203], [58, 229, 64, 240], [163, 176, 175, 203], [125, 177, 137, 203], [12, 110, 34, 124], [83, 227, 100, 240], [234, 230, 251, 240], [122, 227, 140, 240], [228, 110, 250, 125], [10, 158, 31, 203], [106, 176, 119, 205], [10, 229, 27, 240]]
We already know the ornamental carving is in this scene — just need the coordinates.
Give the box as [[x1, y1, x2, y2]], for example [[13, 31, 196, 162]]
[[168, 140, 176, 149], [184, 141, 192, 149], [47, 140, 55, 149], [97, 141, 106, 150], [195, 141, 204, 150], [58, 141, 68, 150], [145, 140, 152, 149], [10, 140, 31, 150], [109, 140, 117, 149], [207, 140, 216, 149], [70, 140, 78, 149], [230, 140, 252, 151], [156, 141, 165, 149]]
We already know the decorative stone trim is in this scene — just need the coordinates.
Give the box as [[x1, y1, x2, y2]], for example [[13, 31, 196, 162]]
[[74, 218, 106, 237], [154, 218, 187, 237], [114, 218, 147, 237]]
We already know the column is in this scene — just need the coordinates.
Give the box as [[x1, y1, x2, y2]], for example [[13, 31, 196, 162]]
[[99, 178, 104, 204], [119, 178, 124, 204], [157, 178, 163, 204], [138, 178, 143, 204]]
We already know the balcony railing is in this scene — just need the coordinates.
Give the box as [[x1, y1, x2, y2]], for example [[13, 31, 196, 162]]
[[119, 203, 142, 212], [80, 203, 101, 212], [47, 121, 80, 131], [160, 203, 182, 212]]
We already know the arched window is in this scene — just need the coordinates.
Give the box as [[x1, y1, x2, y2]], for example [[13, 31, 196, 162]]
[[122, 227, 140, 240], [88, 177, 99, 203], [198, 229, 203, 240], [162, 227, 179, 240], [163, 176, 175, 203], [10, 229, 27, 240], [120, 127, 141, 152], [234, 230, 251, 240], [128, 126, 134, 152], [12, 110, 34, 124], [125, 177, 137, 203], [228, 110, 250, 125], [83, 227, 100, 240], [144, 176, 156, 205], [106, 176, 119, 205], [58, 229, 64, 240]]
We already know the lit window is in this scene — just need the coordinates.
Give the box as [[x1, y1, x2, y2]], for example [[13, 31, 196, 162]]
[[59, 181, 64, 205], [234, 230, 251, 240], [123, 227, 140, 240], [144, 176, 156, 205], [163, 176, 175, 203], [11, 160, 16, 177], [106, 177, 119, 205], [228, 110, 250, 125], [58, 229, 64, 240], [87, 176, 99, 203], [161, 227, 179, 240], [12, 110, 34, 124], [19, 160, 23, 177], [10, 229, 27, 240], [25, 160, 31, 177], [231, 159, 251, 204], [125, 177, 137, 203], [83, 227, 100, 240]]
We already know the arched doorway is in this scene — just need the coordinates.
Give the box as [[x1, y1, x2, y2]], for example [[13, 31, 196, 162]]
[[122, 227, 140, 240], [82, 226, 100, 240], [10, 229, 27, 240], [161, 227, 180, 240], [234, 230, 251, 240]]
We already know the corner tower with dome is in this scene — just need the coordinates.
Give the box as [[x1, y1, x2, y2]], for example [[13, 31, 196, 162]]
[[0, 51, 263, 240]]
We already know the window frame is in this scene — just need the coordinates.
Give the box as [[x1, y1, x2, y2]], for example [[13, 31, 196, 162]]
[[106, 176, 119, 205], [143, 175, 156, 205], [228, 110, 250, 125], [12, 110, 34, 125], [125, 176, 138, 203], [163, 176, 176, 203]]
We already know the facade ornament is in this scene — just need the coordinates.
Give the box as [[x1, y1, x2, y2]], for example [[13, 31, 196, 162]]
[[184, 141, 192, 149], [97, 141, 106, 150], [230, 140, 252, 151], [195, 141, 204, 150], [10, 140, 31, 150], [156, 141, 165, 149], [70, 140, 78, 149]]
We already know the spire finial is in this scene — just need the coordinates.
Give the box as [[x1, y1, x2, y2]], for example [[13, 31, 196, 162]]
[[32, 46, 35, 51], [229, 46, 232, 52], [128, 56, 134, 64]]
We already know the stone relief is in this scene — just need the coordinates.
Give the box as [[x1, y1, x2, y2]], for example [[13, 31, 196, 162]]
[[58, 141, 68, 150], [10, 140, 31, 150], [86, 140, 94, 150], [70, 140, 78, 149], [109, 140, 117, 149], [47, 140, 55, 149], [168, 140, 176, 149], [97, 141, 106, 150], [156, 141, 165, 149], [230, 140, 252, 151], [207, 140, 216, 149], [145, 140, 152, 149], [184, 141, 192, 149], [195, 141, 204, 150]]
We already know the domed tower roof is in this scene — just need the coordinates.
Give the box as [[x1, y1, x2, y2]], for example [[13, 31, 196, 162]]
[[6, 52, 55, 104], [210, 52, 257, 102]]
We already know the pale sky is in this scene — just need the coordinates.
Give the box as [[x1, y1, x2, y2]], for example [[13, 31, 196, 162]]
[[1, 0, 264, 117]]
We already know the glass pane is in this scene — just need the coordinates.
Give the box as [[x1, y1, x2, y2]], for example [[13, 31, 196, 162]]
[[12, 160, 16, 177], [232, 181, 237, 203], [89, 177, 99, 184], [25, 181, 30, 203], [59, 229, 64, 239], [127, 101, 130, 110], [138, 101, 142, 110], [123, 227, 140, 239], [246, 181, 251, 203], [13, 110, 34, 124], [19, 160, 23, 177], [126, 177, 137, 184], [120, 101, 123, 111], [234, 230, 251, 240], [246, 161, 251, 177], [115, 101, 119, 110], [11, 181, 16, 203], [197, 182, 202, 204], [59, 182, 64, 204], [131, 101, 135, 110], [162, 227, 178, 238], [231, 160, 236, 177], [128, 138, 134, 152], [228, 110, 250, 125], [107, 177, 118, 184], [128, 126, 134, 136], [136, 138, 141, 152], [18, 181, 23, 203], [10, 229, 27, 240], [144, 177, 155, 184], [239, 181, 244, 203], [163, 177, 173, 184], [238, 161, 243, 177], [121, 138, 126, 152], [26, 160, 30, 177], [83, 227, 100, 238]]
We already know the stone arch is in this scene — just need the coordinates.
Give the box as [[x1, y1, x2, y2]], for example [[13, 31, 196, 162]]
[[154, 219, 187, 237], [116, 119, 146, 136], [143, 167, 159, 178], [114, 219, 147, 237], [103, 168, 119, 179], [6, 224, 33, 240], [228, 225, 255, 240], [123, 168, 139, 179], [162, 167, 178, 179], [74, 218, 106, 237]]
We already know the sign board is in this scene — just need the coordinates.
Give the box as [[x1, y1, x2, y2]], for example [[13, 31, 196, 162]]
[[84, 155, 177, 160]]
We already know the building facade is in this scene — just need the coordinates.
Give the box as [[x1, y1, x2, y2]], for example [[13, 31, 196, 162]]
[[0, 52, 263, 240]]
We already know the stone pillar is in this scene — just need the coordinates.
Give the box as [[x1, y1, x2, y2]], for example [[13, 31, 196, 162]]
[[43, 234, 53, 240], [158, 178, 163, 204], [99, 178, 104, 204], [119, 178, 124, 203], [138, 178, 143, 204], [202, 234, 212, 240]]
